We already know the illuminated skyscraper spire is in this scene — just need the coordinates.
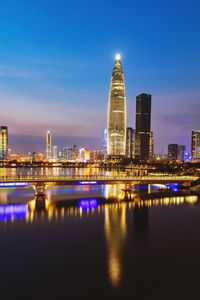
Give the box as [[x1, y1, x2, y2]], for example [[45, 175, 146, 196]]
[[107, 54, 126, 157]]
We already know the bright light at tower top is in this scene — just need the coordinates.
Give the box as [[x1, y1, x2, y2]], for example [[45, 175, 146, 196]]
[[115, 53, 121, 61]]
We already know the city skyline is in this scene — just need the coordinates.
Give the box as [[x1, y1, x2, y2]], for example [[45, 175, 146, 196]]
[[0, 0, 200, 153]]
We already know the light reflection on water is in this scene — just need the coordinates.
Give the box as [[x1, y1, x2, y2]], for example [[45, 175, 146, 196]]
[[0, 184, 198, 223], [0, 181, 199, 294]]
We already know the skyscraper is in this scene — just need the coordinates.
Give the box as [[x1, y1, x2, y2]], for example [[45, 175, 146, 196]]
[[46, 130, 52, 160], [149, 131, 154, 160], [191, 130, 200, 161], [52, 145, 58, 161], [135, 94, 151, 161], [103, 128, 107, 157], [0, 126, 8, 160], [107, 54, 126, 158], [178, 145, 186, 162], [168, 144, 179, 161], [126, 127, 135, 159]]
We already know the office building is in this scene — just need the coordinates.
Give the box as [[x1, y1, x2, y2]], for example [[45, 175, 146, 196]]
[[149, 131, 154, 160], [72, 145, 79, 161], [126, 127, 135, 159], [107, 54, 126, 157], [104, 129, 107, 155], [52, 145, 59, 161], [191, 130, 200, 161], [178, 145, 186, 162], [79, 148, 90, 161], [168, 144, 179, 161], [135, 94, 151, 161], [61, 147, 72, 161], [0, 126, 8, 160], [46, 130, 52, 160]]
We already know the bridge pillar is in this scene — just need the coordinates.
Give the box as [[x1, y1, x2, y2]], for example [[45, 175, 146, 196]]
[[32, 182, 46, 197], [123, 183, 133, 200], [35, 195, 46, 210]]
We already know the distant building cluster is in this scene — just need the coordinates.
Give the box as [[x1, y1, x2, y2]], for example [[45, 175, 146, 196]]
[[0, 55, 199, 164], [106, 55, 199, 163]]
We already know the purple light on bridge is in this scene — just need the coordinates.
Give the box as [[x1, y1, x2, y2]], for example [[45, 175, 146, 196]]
[[0, 182, 28, 188], [78, 181, 98, 185]]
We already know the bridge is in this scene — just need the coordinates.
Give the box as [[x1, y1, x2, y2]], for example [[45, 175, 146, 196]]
[[0, 174, 198, 184], [0, 174, 197, 185], [0, 175, 198, 195]]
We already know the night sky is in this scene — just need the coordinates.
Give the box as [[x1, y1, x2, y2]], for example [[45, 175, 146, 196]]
[[0, 0, 199, 154]]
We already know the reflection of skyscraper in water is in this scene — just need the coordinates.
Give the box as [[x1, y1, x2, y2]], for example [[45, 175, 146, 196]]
[[104, 184, 124, 201], [104, 204, 127, 288], [133, 205, 149, 244]]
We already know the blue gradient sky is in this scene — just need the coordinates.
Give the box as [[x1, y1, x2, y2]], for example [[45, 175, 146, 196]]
[[0, 0, 200, 153]]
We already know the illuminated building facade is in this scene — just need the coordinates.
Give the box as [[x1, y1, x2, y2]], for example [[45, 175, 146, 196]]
[[46, 130, 52, 160], [79, 148, 90, 161], [104, 128, 107, 156], [90, 150, 104, 162], [191, 130, 200, 161], [72, 145, 79, 160], [126, 127, 135, 159], [107, 55, 126, 158], [52, 145, 59, 161], [0, 126, 8, 160], [32, 152, 44, 162], [61, 147, 72, 161], [149, 131, 154, 160], [135, 94, 151, 161]]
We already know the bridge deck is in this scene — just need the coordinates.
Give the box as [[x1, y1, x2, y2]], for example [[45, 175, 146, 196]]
[[0, 175, 198, 185]]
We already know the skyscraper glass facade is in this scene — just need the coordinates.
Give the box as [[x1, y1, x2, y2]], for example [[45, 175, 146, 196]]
[[0, 126, 8, 160], [191, 130, 200, 161], [46, 130, 52, 159], [126, 127, 135, 159], [107, 55, 126, 157], [135, 94, 151, 161]]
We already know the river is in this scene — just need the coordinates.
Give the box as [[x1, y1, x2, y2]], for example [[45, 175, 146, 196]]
[[0, 168, 199, 299]]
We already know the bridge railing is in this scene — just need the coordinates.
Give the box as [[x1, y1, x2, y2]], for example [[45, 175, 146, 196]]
[[0, 175, 198, 182]]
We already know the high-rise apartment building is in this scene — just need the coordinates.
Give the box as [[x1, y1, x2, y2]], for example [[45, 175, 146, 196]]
[[72, 145, 79, 161], [135, 94, 151, 161], [126, 127, 135, 159], [46, 130, 52, 160], [52, 145, 59, 161], [0, 126, 8, 160], [191, 130, 200, 161], [79, 148, 90, 161], [149, 131, 154, 160], [168, 144, 179, 161], [107, 54, 126, 157], [62, 147, 72, 161], [178, 145, 186, 162], [104, 129, 107, 156]]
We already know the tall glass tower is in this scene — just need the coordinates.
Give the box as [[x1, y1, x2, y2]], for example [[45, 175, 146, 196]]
[[107, 54, 126, 157], [135, 93, 151, 161], [0, 126, 8, 160], [46, 130, 52, 160]]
